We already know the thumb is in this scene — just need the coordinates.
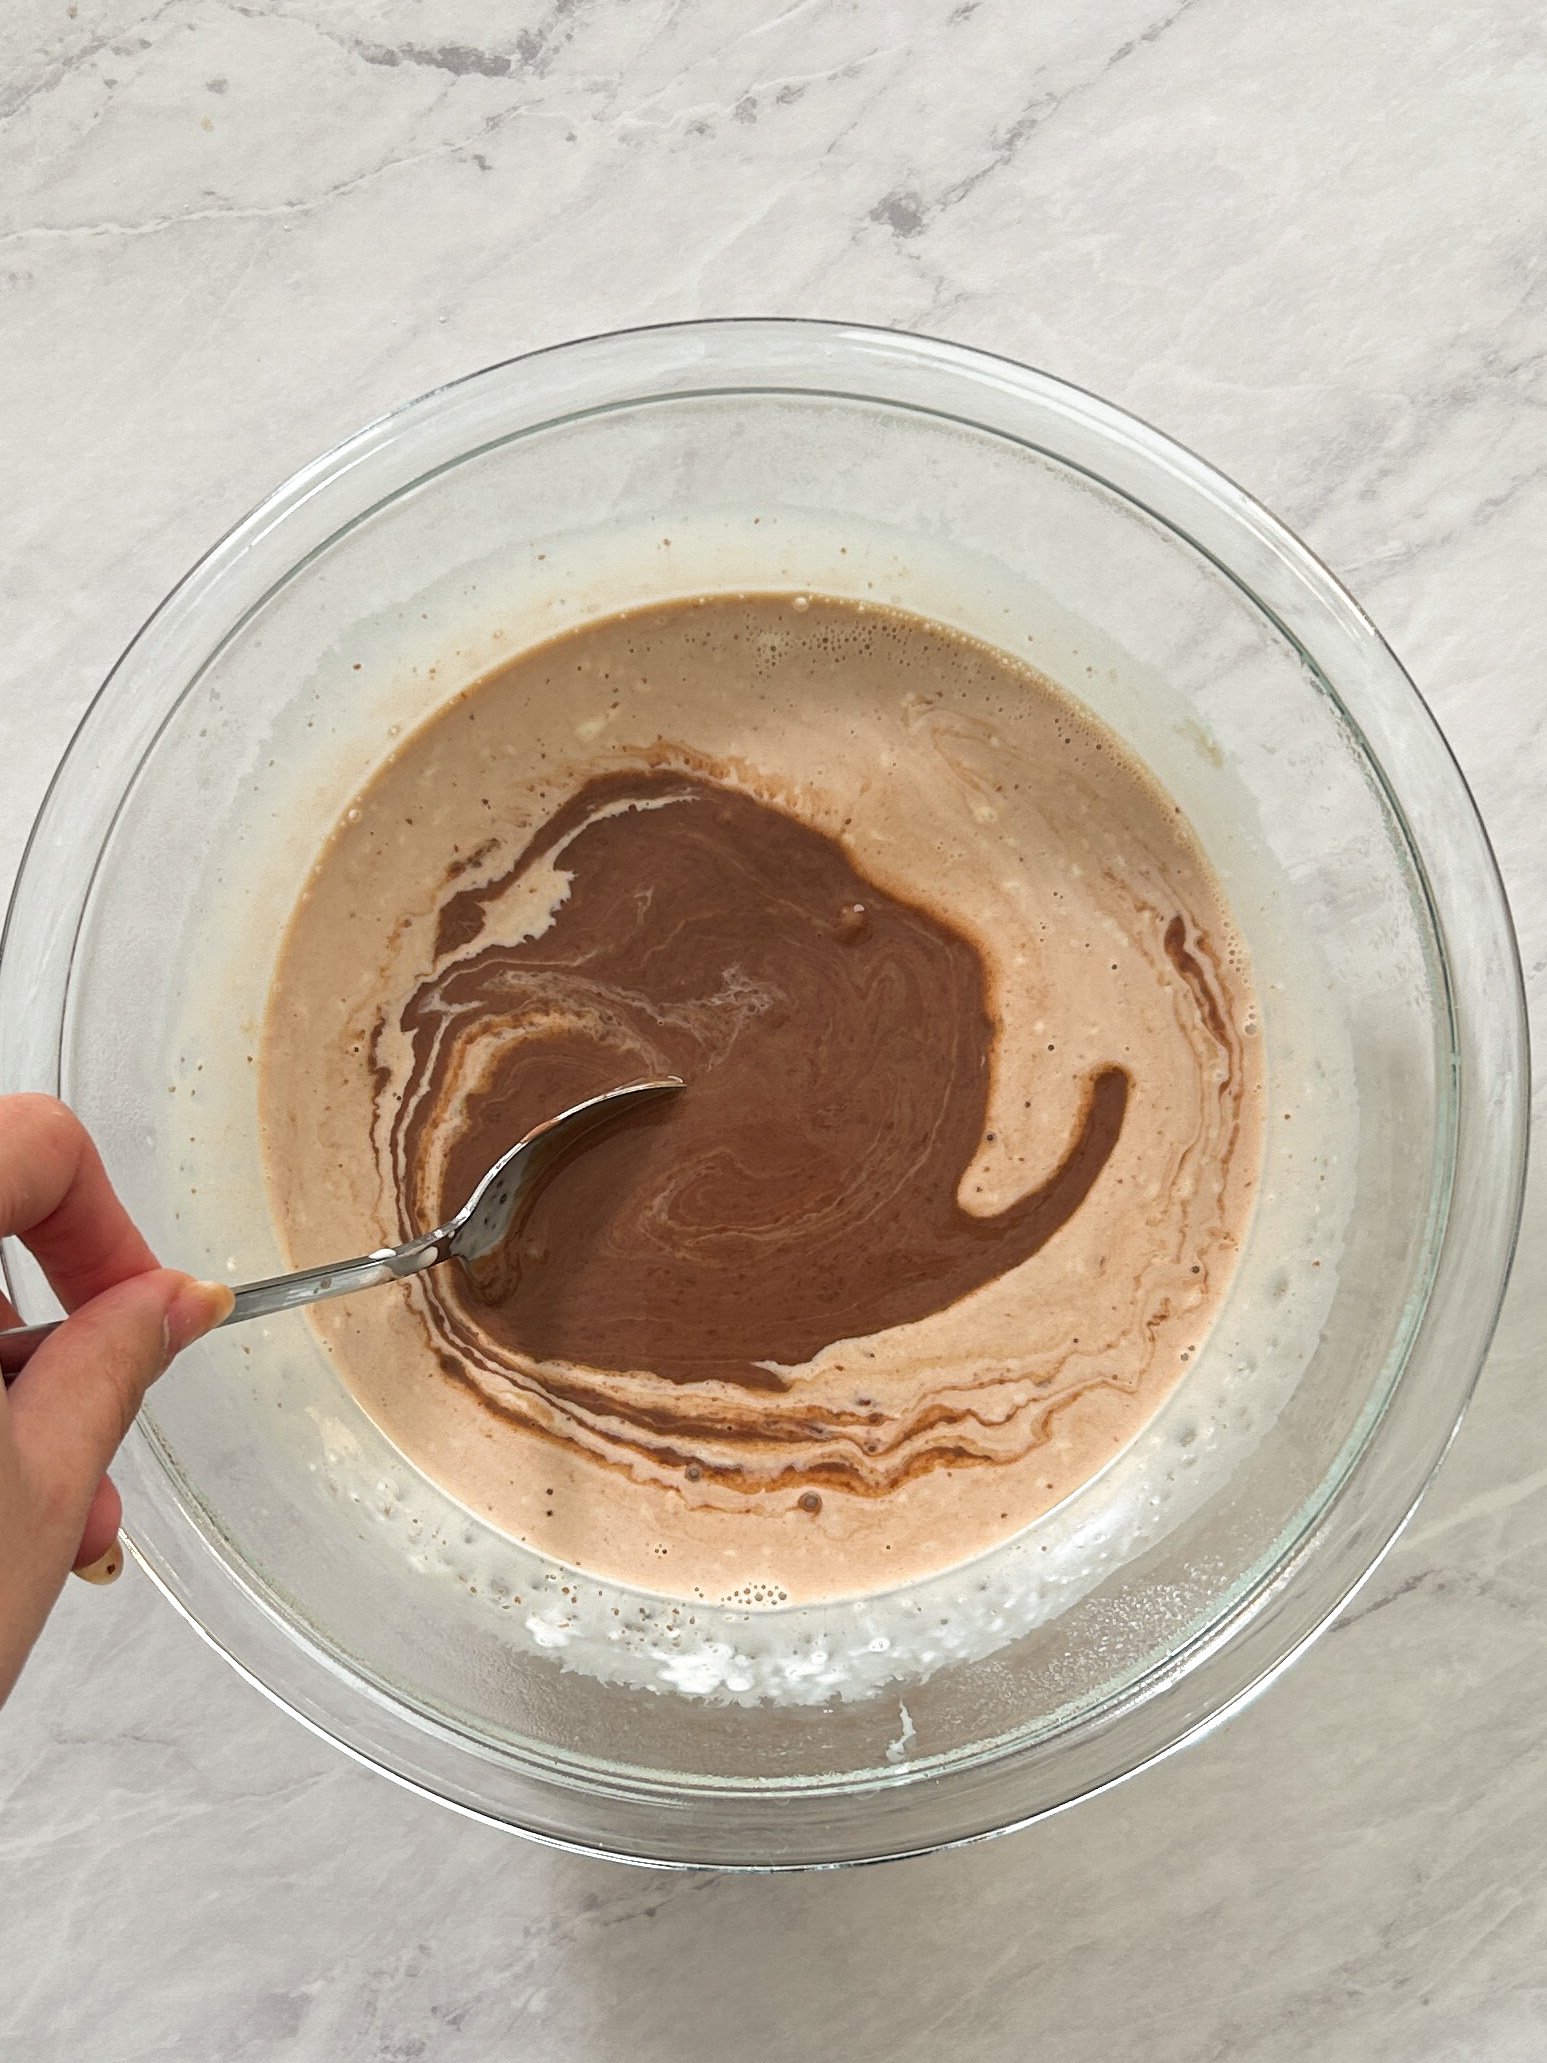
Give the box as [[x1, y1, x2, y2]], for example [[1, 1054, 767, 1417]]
[[7, 1271, 232, 1554]]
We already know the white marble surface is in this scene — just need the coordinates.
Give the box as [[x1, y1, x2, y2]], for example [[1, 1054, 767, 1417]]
[[2, 1, 1544, 2055]]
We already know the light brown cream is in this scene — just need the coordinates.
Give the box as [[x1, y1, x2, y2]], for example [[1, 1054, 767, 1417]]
[[261, 595, 1263, 1605]]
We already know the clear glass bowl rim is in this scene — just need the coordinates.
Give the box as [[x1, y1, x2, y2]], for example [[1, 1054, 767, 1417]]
[[0, 317, 1529, 1870]]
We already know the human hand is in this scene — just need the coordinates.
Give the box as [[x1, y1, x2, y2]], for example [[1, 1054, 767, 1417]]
[[0, 1096, 232, 1705]]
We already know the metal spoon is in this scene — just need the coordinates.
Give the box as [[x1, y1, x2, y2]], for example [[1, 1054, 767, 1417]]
[[0, 1077, 682, 1384]]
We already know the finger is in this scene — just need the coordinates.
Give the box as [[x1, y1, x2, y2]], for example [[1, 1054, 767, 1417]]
[[0, 1095, 160, 1310], [74, 1540, 125, 1585], [7, 1272, 232, 1555], [73, 1474, 123, 1570]]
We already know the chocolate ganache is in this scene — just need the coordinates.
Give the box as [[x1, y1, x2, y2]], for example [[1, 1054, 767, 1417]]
[[262, 594, 1261, 1603]]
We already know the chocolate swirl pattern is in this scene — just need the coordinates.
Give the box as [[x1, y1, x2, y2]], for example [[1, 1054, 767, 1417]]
[[392, 769, 1130, 1403], [262, 595, 1262, 1602]]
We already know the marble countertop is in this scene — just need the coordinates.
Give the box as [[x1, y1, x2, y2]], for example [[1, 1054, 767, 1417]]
[[2, 2, 1544, 2056]]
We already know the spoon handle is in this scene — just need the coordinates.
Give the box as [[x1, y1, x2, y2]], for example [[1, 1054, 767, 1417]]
[[0, 1323, 59, 1381], [224, 1230, 447, 1326], [0, 1230, 449, 1386]]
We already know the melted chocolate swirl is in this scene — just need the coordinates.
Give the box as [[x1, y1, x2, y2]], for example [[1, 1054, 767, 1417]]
[[389, 771, 1130, 1394]]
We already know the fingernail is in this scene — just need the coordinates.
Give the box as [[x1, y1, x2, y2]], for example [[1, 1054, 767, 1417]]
[[74, 1539, 125, 1585], [165, 1279, 236, 1357]]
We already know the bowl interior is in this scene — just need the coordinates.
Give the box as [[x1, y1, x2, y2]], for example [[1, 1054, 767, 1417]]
[[2, 326, 1520, 1868]]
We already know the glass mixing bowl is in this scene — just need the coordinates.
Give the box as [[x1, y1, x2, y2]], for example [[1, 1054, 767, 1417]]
[[0, 321, 1526, 1869]]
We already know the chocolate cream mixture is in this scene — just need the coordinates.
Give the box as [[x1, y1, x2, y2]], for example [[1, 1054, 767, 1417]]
[[262, 595, 1262, 1605]]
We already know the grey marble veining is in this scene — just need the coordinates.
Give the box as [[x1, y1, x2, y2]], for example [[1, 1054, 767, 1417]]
[[2, 2, 1545, 2056]]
